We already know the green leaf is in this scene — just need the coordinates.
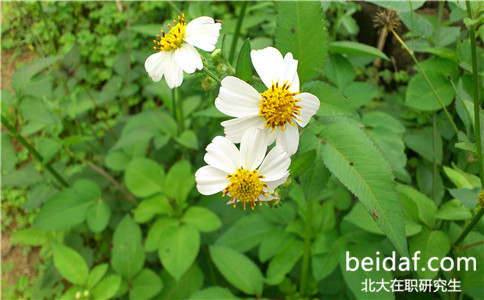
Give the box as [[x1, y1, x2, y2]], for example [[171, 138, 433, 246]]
[[344, 81, 381, 109], [300, 157, 330, 200], [406, 71, 455, 111], [189, 286, 239, 299], [52, 244, 89, 285], [92, 275, 122, 300], [1, 132, 16, 172], [443, 165, 481, 189], [449, 188, 479, 209], [320, 122, 408, 257], [404, 127, 443, 164], [174, 130, 199, 150], [160, 265, 204, 299], [362, 111, 405, 135], [111, 130, 154, 153], [144, 217, 179, 252], [215, 214, 273, 252], [324, 54, 355, 90], [34, 180, 100, 230], [209, 245, 263, 296], [1, 166, 42, 187], [125, 158, 165, 198], [11, 228, 49, 246], [182, 206, 222, 233], [130, 268, 163, 300], [105, 151, 130, 171], [436, 199, 473, 220], [410, 229, 450, 279], [259, 228, 295, 262], [86, 201, 111, 233], [111, 215, 145, 280], [134, 194, 173, 223], [164, 160, 194, 205], [158, 224, 200, 281], [236, 40, 252, 82], [329, 41, 390, 60], [368, 0, 425, 12], [87, 263, 108, 290], [290, 150, 316, 178], [276, 1, 328, 82], [312, 236, 345, 281], [396, 184, 437, 228], [304, 81, 356, 118], [12, 54, 63, 92], [265, 240, 304, 285]]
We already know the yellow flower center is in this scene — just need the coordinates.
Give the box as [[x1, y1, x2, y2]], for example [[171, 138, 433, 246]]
[[153, 14, 186, 52], [259, 81, 302, 131], [223, 168, 268, 210]]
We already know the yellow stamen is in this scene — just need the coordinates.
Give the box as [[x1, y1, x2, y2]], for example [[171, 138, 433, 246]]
[[152, 14, 186, 52], [223, 168, 266, 210]]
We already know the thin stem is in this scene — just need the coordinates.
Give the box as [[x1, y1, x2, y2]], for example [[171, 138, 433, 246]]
[[300, 197, 314, 296], [454, 209, 484, 246], [409, 0, 414, 52], [202, 67, 222, 84], [390, 28, 459, 134], [1, 115, 69, 188], [82, 159, 137, 206], [229, 1, 248, 63], [462, 240, 484, 251], [435, 0, 444, 46], [433, 113, 438, 204]]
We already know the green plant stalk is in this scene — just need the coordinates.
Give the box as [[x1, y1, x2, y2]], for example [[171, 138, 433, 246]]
[[435, 0, 444, 46], [229, 1, 248, 63], [454, 1, 484, 248], [202, 67, 222, 84], [299, 197, 313, 296], [390, 28, 459, 134], [1, 115, 69, 188]]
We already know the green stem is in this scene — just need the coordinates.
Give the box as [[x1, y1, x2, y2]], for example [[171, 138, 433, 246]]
[[300, 197, 314, 296], [409, 0, 414, 52], [1, 115, 69, 188], [454, 209, 484, 246], [202, 67, 222, 84], [390, 28, 459, 134], [433, 113, 438, 204], [229, 1, 248, 63], [435, 0, 444, 46]]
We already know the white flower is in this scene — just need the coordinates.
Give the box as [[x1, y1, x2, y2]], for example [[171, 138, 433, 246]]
[[215, 47, 320, 155], [195, 128, 291, 210], [145, 14, 221, 89]]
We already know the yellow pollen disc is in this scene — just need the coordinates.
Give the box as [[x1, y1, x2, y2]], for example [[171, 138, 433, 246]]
[[223, 168, 268, 210], [259, 80, 302, 131], [152, 14, 186, 52]]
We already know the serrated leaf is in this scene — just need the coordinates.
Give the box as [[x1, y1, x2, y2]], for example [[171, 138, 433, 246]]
[[12, 55, 62, 92], [396, 184, 437, 228], [276, 1, 328, 82], [52, 244, 89, 285], [236, 40, 252, 82], [320, 122, 408, 257]]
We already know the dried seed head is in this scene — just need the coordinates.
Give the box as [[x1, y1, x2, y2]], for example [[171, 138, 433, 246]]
[[374, 9, 401, 33]]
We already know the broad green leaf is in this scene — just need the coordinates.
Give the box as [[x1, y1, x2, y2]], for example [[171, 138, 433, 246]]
[[340, 244, 395, 299], [448, 188, 479, 209], [144, 217, 179, 252], [37, 138, 61, 164], [259, 228, 295, 262], [11, 228, 49, 246], [125, 158, 165, 198], [34, 180, 100, 230], [396, 184, 437, 228], [265, 240, 304, 285], [312, 236, 345, 281], [404, 127, 443, 164], [24, 183, 58, 210], [210, 245, 263, 296], [182, 206, 222, 233], [1, 132, 16, 172], [362, 111, 405, 135], [86, 201, 111, 233], [320, 122, 408, 257], [12, 54, 62, 92], [406, 71, 455, 111], [344, 81, 381, 109], [236, 40, 252, 82], [329, 41, 390, 60], [300, 157, 330, 200], [304, 81, 356, 118], [276, 1, 328, 82], [87, 264, 108, 290], [159, 265, 204, 299], [105, 151, 130, 171], [410, 229, 450, 279], [368, 0, 425, 12], [92, 275, 122, 299], [134, 194, 173, 223], [111, 130, 154, 153], [324, 54, 355, 89], [290, 150, 316, 178], [174, 130, 199, 150], [164, 160, 194, 205], [111, 215, 145, 280], [189, 286, 239, 299], [459, 231, 484, 298], [158, 224, 200, 281], [259, 203, 296, 225], [215, 214, 273, 252], [130, 268, 163, 300], [443, 165, 481, 189], [436, 199, 473, 220], [52, 244, 89, 286]]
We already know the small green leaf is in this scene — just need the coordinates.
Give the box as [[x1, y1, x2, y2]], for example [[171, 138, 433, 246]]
[[105, 151, 130, 171], [236, 40, 252, 82], [209, 245, 264, 296], [1, 132, 17, 172], [259, 228, 295, 262], [410, 229, 451, 279], [182, 206, 222, 233], [92, 275, 122, 299], [304, 81, 356, 118], [130, 268, 163, 300], [86, 201, 111, 233], [144, 217, 179, 252], [158, 224, 200, 281], [189, 286, 239, 299], [449, 188, 479, 209], [344, 81, 381, 109], [300, 156, 330, 200], [329, 41, 390, 60], [290, 150, 316, 178], [125, 158, 165, 198], [404, 128, 443, 164], [164, 160, 194, 205], [12, 54, 62, 92], [265, 240, 304, 285], [406, 72, 455, 111], [436, 199, 473, 220], [134, 194, 173, 223], [396, 184, 437, 228], [175, 130, 199, 150], [52, 244, 89, 285], [87, 264, 108, 290]]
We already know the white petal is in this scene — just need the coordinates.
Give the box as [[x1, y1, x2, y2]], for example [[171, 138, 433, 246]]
[[295, 92, 320, 127], [145, 52, 169, 82], [195, 165, 229, 195], [174, 43, 202, 74], [215, 77, 261, 118], [259, 194, 276, 202], [251, 47, 300, 91], [276, 124, 299, 155], [221, 115, 265, 143], [184, 17, 221, 52], [264, 172, 289, 191], [258, 146, 291, 182], [204, 136, 241, 174], [240, 128, 267, 171], [163, 51, 184, 88]]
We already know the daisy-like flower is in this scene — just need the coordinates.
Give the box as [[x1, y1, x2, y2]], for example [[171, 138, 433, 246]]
[[215, 47, 320, 155], [195, 128, 291, 210], [145, 14, 221, 89]]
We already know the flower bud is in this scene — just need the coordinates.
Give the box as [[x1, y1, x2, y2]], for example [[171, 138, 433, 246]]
[[478, 190, 484, 208], [211, 49, 223, 63]]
